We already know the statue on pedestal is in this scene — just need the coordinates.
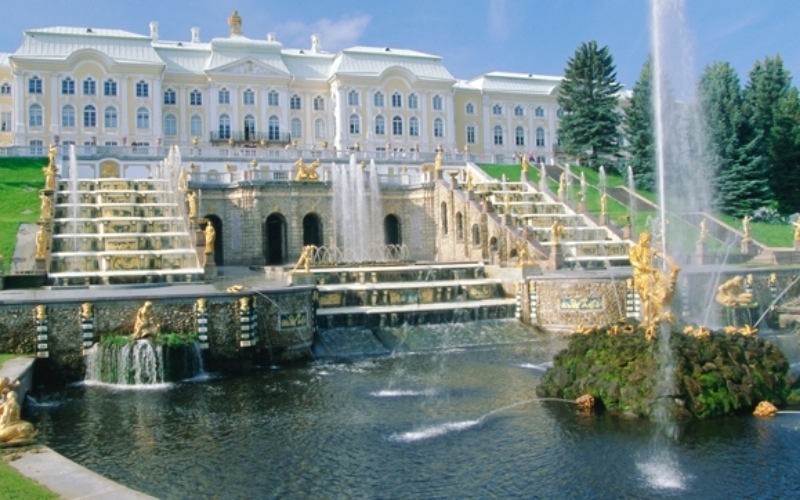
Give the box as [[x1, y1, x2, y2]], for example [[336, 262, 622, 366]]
[[699, 218, 708, 243], [715, 275, 754, 307], [39, 192, 52, 220], [0, 390, 37, 444], [292, 245, 315, 273], [629, 231, 681, 325], [35, 225, 47, 259], [186, 191, 198, 219], [204, 224, 216, 254], [742, 215, 752, 241], [133, 301, 160, 340]]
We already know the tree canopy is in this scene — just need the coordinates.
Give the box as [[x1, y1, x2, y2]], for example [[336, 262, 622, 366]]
[[623, 58, 656, 191]]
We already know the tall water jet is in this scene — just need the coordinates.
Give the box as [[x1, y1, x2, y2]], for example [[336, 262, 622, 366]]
[[331, 155, 383, 262], [627, 165, 637, 218], [68, 145, 79, 252]]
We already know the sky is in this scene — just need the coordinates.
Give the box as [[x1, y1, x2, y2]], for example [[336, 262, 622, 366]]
[[0, 0, 798, 89]]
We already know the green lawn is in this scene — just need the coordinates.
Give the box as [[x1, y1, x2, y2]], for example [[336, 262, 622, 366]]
[[0, 458, 58, 500], [0, 158, 46, 273]]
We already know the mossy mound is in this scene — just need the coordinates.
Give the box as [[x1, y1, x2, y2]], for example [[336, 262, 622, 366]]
[[536, 320, 790, 419]]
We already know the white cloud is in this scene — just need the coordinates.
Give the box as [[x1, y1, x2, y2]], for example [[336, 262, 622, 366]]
[[489, 0, 508, 41], [277, 14, 371, 52]]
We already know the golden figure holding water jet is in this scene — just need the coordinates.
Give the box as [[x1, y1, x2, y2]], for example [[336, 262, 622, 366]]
[[133, 301, 160, 340], [629, 231, 681, 326]]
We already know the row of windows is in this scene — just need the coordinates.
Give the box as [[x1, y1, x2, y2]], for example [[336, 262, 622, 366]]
[[347, 115, 445, 138], [28, 76, 146, 97], [30, 103, 150, 129], [465, 102, 563, 117], [347, 90, 444, 110], [463, 125, 549, 147]]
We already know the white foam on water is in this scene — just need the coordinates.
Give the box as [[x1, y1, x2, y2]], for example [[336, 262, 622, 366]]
[[637, 454, 687, 491], [370, 389, 437, 398], [518, 362, 552, 371], [80, 380, 173, 391], [388, 420, 481, 442]]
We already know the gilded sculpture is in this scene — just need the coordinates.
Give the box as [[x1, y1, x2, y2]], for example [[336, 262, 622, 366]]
[[516, 240, 533, 268], [629, 231, 681, 325], [178, 168, 189, 192], [186, 191, 198, 219], [35, 225, 47, 259], [80, 302, 93, 320], [742, 215, 752, 241], [294, 158, 321, 181], [239, 296, 250, 314], [551, 220, 564, 244], [715, 275, 754, 307], [204, 224, 216, 254], [133, 301, 160, 340], [39, 192, 53, 220], [43, 162, 57, 192], [0, 390, 37, 444], [196, 298, 207, 314], [35, 304, 47, 322], [292, 245, 315, 273], [520, 155, 529, 173], [434, 151, 443, 170], [794, 219, 800, 241], [228, 10, 243, 36], [699, 218, 708, 243]]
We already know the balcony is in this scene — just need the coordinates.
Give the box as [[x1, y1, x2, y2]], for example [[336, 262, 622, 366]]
[[209, 131, 291, 145]]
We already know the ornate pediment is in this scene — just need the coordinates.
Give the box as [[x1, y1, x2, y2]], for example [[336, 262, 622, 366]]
[[215, 59, 287, 77]]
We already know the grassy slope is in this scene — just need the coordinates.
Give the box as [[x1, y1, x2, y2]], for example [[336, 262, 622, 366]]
[[477, 163, 793, 247], [0, 158, 45, 273]]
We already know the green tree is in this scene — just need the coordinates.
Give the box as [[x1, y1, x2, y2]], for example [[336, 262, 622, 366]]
[[623, 58, 655, 191], [744, 55, 800, 214], [700, 62, 770, 217], [557, 40, 623, 169]]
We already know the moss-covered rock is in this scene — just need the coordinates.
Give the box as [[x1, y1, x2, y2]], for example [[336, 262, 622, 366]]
[[536, 319, 790, 419]]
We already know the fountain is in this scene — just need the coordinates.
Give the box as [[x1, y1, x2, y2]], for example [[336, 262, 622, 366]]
[[331, 154, 384, 262]]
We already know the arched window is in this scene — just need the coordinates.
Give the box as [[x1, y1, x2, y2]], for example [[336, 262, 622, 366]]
[[392, 116, 403, 136], [472, 224, 481, 245], [163, 88, 176, 105], [536, 127, 545, 147], [493, 125, 504, 145], [164, 114, 177, 136], [0, 82, 11, 95], [432, 95, 443, 110], [244, 114, 256, 140], [61, 105, 75, 127], [348, 90, 359, 106], [466, 102, 475, 114], [84, 105, 97, 127], [135, 80, 149, 98], [104, 79, 117, 96], [456, 212, 464, 240], [290, 95, 301, 110], [28, 104, 43, 126], [313, 95, 324, 111], [218, 88, 230, 104], [219, 114, 231, 139], [493, 104, 503, 115], [409, 117, 419, 136], [408, 93, 418, 109], [314, 118, 325, 139], [384, 215, 402, 245], [374, 92, 384, 107], [104, 107, 117, 128], [83, 77, 96, 95], [535, 106, 545, 117], [466, 125, 476, 144], [190, 115, 202, 137], [391, 92, 402, 108], [516, 126, 525, 146], [28, 76, 42, 94], [490, 237, 498, 253], [268, 90, 279, 106], [268, 115, 280, 140], [434, 118, 444, 138], [349, 114, 360, 134], [375, 115, 385, 135], [61, 77, 75, 95], [190, 89, 202, 106], [441, 202, 448, 235], [514, 105, 524, 117], [136, 107, 149, 129], [243, 89, 255, 105], [291, 118, 302, 138]]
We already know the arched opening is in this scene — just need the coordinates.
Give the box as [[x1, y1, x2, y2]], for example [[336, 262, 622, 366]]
[[264, 213, 287, 265], [455, 212, 464, 241], [490, 237, 499, 253], [440, 202, 448, 235], [384, 214, 401, 245], [202, 214, 223, 265], [302, 213, 323, 247], [472, 224, 481, 245]]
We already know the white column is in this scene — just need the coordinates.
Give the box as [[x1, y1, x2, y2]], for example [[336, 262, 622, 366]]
[[419, 90, 428, 152], [281, 87, 289, 140], [506, 103, 513, 155], [13, 73, 24, 137], [153, 78, 163, 139], [446, 91, 456, 151], [49, 73, 59, 137], [365, 87, 374, 148], [208, 82, 217, 143], [230, 84, 239, 136], [482, 95, 492, 154], [304, 90, 312, 147], [119, 77, 129, 139], [179, 84, 187, 143]]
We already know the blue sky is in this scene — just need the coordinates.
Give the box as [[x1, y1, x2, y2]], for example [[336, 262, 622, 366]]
[[1, 0, 797, 88]]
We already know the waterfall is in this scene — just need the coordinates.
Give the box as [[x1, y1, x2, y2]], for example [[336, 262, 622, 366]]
[[68, 145, 79, 252], [368, 159, 383, 258], [331, 154, 383, 262], [84, 340, 204, 386]]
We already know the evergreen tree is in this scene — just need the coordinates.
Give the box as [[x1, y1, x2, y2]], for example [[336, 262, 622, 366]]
[[768, 88, 800, 214], [623, 58, 655, 191], [557, 40, 623, 169], [744, 55, 800, 214], [699, 62, 770, 217]]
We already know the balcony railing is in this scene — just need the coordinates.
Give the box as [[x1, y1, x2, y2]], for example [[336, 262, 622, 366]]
[[209, 131, 291, 144]]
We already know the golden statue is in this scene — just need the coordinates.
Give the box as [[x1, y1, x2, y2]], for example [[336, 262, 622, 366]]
[[699, 218, 708, 243], [600, 193, 607, 215], [359, 160, 367, 170], [80, 303, 93, 320], [204, 224, 216, 254], [0, 391, 37, 444], [629, 231, 681, 325], [715, 275, 754, 307], [295, 158, 320, 181], [39, 192, 52, 220], [239, 296, 250, 314], [35, 225, 47, 259], [742, 215, 752, 241], [0, 377, 20, 398], [178, 168, 189, 192], [43, 163, 57, 192], [558, 172, 566, 198], [292, 245, 315, 273], [196, 298, 207, 314], [133, 301, 160, 340], [47, 143, 58, 167], [466, 171, 474, 191], [794, 219, 800, 242], [35, 304, 46, 322], [551, 220, 564, 244], [186, 191, 198, 219], [516, 240, 533, 268], [521, 155, 529, 173], [504, 194, 511, 214], [434, 151, 443, 170], [192, 137, 199, 147], [228, 10, 243, 36]]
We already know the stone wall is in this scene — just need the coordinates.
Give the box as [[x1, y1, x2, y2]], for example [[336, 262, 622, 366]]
[[532, 278, 628, 331]]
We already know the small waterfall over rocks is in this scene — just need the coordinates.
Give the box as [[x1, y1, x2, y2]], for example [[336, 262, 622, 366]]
[[84, 340, 204, 386]]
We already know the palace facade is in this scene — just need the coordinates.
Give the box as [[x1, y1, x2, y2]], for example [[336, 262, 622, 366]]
[[0, 11, 571, 163]]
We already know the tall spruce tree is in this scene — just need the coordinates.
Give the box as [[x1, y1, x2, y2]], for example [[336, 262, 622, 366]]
[[557, 40, 623, 169], [700, 62, 770, 217], [744, 55, 800, 214], [623, 58, 656, 191]]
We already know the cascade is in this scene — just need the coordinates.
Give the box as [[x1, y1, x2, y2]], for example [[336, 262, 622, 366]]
[[84, 339, 204, 386]]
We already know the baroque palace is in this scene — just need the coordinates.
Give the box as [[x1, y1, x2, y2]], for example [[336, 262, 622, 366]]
[[0, 11, 568, 163]]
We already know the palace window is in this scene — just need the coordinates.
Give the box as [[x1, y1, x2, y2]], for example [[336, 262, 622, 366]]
[[409, 117, 419, 136], [28, 76, 42, 94], [392, 116, 403, 135], [218, 88, 230, 104], [83, 77, 96, 96], [375, 115, 385, 135], [219, 114, 231, 139], [514, 105, 524, 117], [62, 78, 75, 95], [313, 95, 324, 111], [190, 90, 202, 106], [314, 118, 325, 139], [466, 102, 475, 115], [29, 140, 44, 155], [456, 212, 464, 240], [268, 90, 279, 106], [493, 125, 504, 145], [190, 115, 202, 137], [535, 106, 545, 117], [268, 116, 280, 140], [164, 114, 177, 136], [61, 105, 76, 127], [556, 108, 564, 118], [349, 114, 360, 134], [374, 92, 384, 107], [290, 95, 301, 110], [536, 127, 545, 147], [291, 118, 302, 138], [244, 115, 256, 139], [466, 125, 476, 144], [348, 90, 360, 106], [83, 105, 97, 127], [516, 126, 525, 146], [0, 83, 11, 95], [434, 118, 444, 138], [391, 92, 402, 108], [135, 80, 149, 98], [104, 107, 117, 128], [243, 89, 255, 105], [136, 107, 149, 129], [432, 95, 442, 110], [0, 111, 10, 131], [408, 94, 418, 109], [492, 104, 503, 116], [163, 89, 176, 105], [104, 79, 117, 96]]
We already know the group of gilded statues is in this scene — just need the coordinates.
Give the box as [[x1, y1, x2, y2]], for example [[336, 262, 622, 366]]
[[629, 231, 681, 325], [294, 158, 321, 181]]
